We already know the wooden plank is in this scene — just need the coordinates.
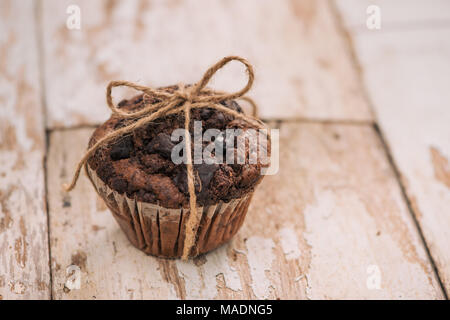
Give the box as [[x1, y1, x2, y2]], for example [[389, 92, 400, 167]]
[[47, 123, 443, 299], [0, 0, 50, 299], [335, 0, 450, 31], [41, 0, 372, 128], [346, 27, 450, 292]]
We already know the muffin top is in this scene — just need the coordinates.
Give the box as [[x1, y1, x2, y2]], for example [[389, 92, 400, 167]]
[[87, 88, 269, 209]]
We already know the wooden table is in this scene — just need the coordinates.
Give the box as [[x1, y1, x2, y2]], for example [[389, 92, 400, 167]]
[[0, 0, 448, 299]]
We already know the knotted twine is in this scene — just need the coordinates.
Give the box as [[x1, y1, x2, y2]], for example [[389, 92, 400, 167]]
[[64, 56, 267, 260]]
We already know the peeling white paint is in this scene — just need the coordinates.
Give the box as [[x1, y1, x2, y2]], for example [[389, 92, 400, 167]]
[[202, 245, 242, 293], [303, 189, 440, 299], [176, 245, 242, 299], [278, 227, 301, 260], [176, 260, 204, 299], [245, 237, 275, 299], [294, 275, 304, 282], [233, 248, 246, 255]]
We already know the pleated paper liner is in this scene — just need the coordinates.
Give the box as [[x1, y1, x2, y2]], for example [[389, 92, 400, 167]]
[[85, 164, 254, 258]]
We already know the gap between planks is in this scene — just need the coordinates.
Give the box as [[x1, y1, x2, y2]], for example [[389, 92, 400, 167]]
[[46, 118, 375, 134], [35, 0, 54, 300], [372, 123, 449, 299]]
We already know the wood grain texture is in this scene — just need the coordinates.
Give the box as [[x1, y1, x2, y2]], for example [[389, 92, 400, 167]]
[[47, 123, 443, 299], [346, 27, 450, 292], [41, 0, 372, 128], [0, 0, 50, 299], [335, 0, 450, 31]]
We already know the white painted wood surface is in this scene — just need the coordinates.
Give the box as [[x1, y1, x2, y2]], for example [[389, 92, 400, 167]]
[[335, 0, 450, 31], [0, 0, 50, 299], [46, 124, 443, 299], [0, 0, 447, 300], [345, 26, 450, 292], [40, 0, 372, 128]]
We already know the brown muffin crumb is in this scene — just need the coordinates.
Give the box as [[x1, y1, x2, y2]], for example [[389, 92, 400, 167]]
[[87, 88, 268, 208]]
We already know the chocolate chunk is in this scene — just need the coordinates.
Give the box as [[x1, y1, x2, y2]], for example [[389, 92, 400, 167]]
[[132, 96, 143, 104], [221, 100, 243, 113], [110, 136, 134, 160], [196, 163, 219, 190], [215, 112, 225, 124], [195, 164, 220, 201], [222, 100, 243, 122], [239, 164, 261, 188], [109, 176, 128, 193], [118, 99, 128, 107], [200, 108, 214, 120], [146, 132, 175, 158], [227, 119, 248, 129], [96, 162, 115, 183], [173, 169, 187, 194], [145, 174, 185, 208], [113, 119, 125, 129], [131, 169, 149, 192], [210, 165, 234, 199], [205, 111, 226, 129], [173, 167, 201, 195], [140, 153, 174, 174]]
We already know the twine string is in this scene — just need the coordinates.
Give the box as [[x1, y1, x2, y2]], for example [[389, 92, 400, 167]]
[[63, 56, 265, 260]]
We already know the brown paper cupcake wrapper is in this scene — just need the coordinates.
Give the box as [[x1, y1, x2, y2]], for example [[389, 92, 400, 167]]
[[86, 164, 253, 258]]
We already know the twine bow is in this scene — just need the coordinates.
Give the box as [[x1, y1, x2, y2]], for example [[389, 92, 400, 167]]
[[64, 56, 266, 260]]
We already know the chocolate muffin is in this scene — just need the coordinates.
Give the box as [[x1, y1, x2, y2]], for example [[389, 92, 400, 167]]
[[86, 88, 269, 258]]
